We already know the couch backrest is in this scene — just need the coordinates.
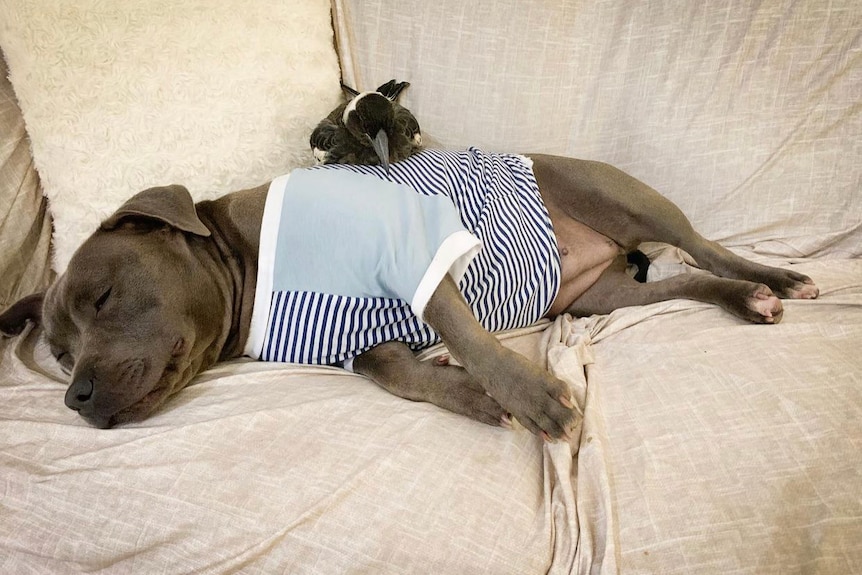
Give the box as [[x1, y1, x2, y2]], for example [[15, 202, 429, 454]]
[[334, 0, 861, 258]]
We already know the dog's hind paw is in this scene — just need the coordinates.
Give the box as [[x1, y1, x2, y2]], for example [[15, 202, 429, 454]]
[[749, 266, 819, 300], [749, 284, 784, 324], [714, 281, 784, 324], [782, 275, 819, 299]]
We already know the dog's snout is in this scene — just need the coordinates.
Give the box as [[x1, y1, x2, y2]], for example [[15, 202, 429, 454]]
[[65, 376, 94, 410]]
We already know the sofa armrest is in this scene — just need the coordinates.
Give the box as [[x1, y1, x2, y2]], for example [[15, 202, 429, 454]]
[[0, 52, 53, 308]]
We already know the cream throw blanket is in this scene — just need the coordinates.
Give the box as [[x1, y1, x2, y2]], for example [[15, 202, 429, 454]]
[[0, 0, 342, 271]]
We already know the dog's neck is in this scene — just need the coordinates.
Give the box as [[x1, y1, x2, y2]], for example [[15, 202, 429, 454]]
[[194, 185, 268, 361]]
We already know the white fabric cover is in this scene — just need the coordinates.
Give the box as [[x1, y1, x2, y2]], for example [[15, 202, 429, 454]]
[[1, 0, 860, 573], [0, 0, 342, 271], [1, 257, 860, 573]]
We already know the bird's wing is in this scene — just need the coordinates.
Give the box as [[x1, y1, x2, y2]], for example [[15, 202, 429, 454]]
[[309, 115, 342, 163], [394, 102, 422, 148], [310, 100, 348, 145], [326, 101, 347, 125], [310, 118, 338, 147], [394, 103, 420, 136]]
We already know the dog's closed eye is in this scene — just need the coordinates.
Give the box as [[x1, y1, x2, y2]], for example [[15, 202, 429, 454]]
[[53, 351, 73, 375], [94, 287, 112, 312]]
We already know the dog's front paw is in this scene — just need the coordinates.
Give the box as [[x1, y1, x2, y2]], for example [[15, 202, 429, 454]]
[[477, 348, 580, 441]]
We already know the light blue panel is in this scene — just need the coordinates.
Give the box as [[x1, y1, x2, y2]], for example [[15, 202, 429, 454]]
[[271, 169, 468, 302]]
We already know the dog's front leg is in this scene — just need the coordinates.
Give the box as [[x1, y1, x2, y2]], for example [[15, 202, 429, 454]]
[[353, 341, 510, 428], [421, 276, 578, 441]]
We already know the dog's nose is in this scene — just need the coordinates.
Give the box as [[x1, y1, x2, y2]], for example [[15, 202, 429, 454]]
[[65, 376, 94, 410]]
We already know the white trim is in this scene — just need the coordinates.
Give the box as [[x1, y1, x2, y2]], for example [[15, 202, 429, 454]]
[[410, 231, 482, 319], [514, 153, 533, 169], [342, 357, 355, 373], [243, 174, 290, 358]]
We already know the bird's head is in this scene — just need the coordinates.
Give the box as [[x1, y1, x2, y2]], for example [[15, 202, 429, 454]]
[[342, 92, 396, 171]]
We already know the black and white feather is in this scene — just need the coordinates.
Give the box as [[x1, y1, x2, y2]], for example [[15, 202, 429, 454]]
[[310, 79, 422, 172]]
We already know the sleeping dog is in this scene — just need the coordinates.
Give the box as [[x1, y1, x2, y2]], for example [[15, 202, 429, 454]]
[[0, 148, 819, 437]]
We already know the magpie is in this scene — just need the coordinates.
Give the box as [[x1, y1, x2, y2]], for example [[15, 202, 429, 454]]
[[310, 79, 422, 172]]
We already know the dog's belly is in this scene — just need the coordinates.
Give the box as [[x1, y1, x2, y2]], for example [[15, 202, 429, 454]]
[[544, 203, 624, 317]]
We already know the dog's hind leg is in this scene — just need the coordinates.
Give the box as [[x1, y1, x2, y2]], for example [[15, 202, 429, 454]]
[[530, 154, 819, 300], [567, 255, 785, 324]]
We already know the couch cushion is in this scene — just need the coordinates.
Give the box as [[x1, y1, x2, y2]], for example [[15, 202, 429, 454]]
[[0, 0, 342, 271]]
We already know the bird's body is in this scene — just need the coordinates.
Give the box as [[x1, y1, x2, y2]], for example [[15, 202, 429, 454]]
[[310, 80, 422, 171]]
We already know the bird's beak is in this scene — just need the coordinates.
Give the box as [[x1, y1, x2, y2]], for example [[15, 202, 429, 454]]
[[371, 129, 390, 173]]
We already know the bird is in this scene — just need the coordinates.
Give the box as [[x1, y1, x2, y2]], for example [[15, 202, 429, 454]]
[[309, 79, 422, 172]]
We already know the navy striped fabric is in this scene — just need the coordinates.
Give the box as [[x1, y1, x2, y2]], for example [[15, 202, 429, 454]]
[[257, 147, 561, 365], [262, 293, 435, 365]]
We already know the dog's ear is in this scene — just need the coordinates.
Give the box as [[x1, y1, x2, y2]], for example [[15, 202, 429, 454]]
[[101, 184, 211, 237], [0, 292, 45, 336]]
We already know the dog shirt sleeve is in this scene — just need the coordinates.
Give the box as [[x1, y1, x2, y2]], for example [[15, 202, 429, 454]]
[[244, 168, 481, 360]]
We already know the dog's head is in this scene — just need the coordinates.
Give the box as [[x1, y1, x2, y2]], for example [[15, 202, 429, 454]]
[[0, 185, 230, 428]]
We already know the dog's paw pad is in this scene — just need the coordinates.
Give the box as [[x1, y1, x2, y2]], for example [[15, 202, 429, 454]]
[[748, 284, 783, 323], [789, 281, 819, 299]]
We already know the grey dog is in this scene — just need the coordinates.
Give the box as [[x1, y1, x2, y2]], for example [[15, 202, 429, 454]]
[[0, 153, 819, 436]]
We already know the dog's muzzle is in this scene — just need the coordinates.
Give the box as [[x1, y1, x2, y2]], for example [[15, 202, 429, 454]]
[[65, 376, 112, 428]]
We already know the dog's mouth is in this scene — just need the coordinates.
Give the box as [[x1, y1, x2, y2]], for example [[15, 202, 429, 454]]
[[71, 379, 168, 429], [76, 353, 195, 428], [67, 331, 217, 429], [78, 412, 113, 429], [80, 385, 167, 429], [98, 382, 172, 428]]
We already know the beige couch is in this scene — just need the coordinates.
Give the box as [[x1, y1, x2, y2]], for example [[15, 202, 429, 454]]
[[1, 1, 860, 573]]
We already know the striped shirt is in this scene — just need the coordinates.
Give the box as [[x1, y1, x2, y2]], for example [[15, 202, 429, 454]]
[[244, 147, 561, 366]]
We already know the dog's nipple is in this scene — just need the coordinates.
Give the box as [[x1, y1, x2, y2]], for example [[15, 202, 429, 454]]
[[172, 337, 187, 357]]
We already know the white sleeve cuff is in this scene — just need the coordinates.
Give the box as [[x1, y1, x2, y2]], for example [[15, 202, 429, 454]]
[[342, 356, 356, 372], [410, 230, 482, 319]]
